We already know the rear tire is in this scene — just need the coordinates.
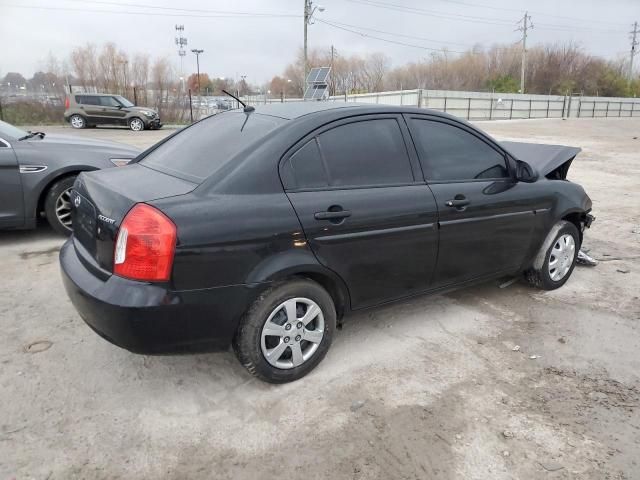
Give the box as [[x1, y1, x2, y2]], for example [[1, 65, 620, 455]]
[[69, 114, 86, 129], [129, 117, 145, 131], [44, 176, 76, 236], [233, 279, 336, 383], [525, 220, 580, 290]]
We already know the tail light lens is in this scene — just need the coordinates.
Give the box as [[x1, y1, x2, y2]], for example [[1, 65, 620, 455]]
[[113, 203, 176, 282], [65, 96, 70, 109]]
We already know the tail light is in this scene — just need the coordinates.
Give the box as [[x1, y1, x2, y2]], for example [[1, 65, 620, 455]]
[[113, 204, 176, 282], [65, 96, 70, 109]]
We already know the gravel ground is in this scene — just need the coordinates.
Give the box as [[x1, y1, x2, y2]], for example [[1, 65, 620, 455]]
[[1, 118, 639, 479]]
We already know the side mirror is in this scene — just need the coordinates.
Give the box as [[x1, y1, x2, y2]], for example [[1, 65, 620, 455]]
[[515, 160, 538, 183], [116, 104, 123, 109]]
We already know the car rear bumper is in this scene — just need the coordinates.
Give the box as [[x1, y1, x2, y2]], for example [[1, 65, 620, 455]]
[[59, 238, 261, 354]]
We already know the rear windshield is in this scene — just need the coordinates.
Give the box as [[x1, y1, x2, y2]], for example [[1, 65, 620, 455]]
[[140, 112, 285, 183]]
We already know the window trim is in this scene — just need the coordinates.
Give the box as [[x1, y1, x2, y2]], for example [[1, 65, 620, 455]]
[[0, 138, 11, 148], [280, 114, 424, 192], [404, 114, 514, 184]]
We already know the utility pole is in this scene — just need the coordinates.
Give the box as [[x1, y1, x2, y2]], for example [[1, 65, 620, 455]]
[[175, 25, 188, 91], [517, 12, 533, 94], [330, 45, 336, 95], [303, 1, 325, 84], [191, 49, 204, 95], [630, 21, 639, 82]]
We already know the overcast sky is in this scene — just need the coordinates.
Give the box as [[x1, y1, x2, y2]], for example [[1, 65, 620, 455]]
[[1, 0, 638, 83]]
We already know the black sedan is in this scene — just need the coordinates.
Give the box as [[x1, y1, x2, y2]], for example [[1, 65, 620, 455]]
[[0, 120, 139, 234], [60, 103, 594, 383]]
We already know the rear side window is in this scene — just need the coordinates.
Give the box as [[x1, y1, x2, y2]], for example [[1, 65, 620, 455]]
[[410, 119, 508, 181], [287, 139, 328, 189], [75, 95, 99, 105], [140, 113, 284, 183], [317, 119, 413, 187]]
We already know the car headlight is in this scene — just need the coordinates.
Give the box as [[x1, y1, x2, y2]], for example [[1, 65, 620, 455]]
[[142, 111, 155, 117], [110, 158, 133, 167]]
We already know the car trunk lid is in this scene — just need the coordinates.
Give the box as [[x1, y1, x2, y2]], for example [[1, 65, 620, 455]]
[[71, 164, 196, 274], [501, 141, 581, 179]]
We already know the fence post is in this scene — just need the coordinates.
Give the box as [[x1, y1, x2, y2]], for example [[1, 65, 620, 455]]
[[509, 99, 513, 119], [0, 98, 3, 121], [467, 97, 471, 120], [578, 99, 582, 118], [619, 101, 622, 117], [546, 99, 550, 118], [188, 89, 193, 123], [528, 99, 532, 119], [605, 101, 609, 117], [417, 89, 423, 108], [443, 96, 447, 113], [632, 102, 635, 117], [567, 95, 573, 117], [489, 97, 493, 120], [133, 87, 137, 106], [592, 101, 596, 118]]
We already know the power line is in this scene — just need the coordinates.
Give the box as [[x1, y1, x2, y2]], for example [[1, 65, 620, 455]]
[[3, 3, 300, 19], [343, 0, 623, 34], [64, 0, 297, 17], [430, 0, 627, 27]]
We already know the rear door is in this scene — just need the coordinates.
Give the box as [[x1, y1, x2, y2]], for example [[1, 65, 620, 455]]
[[281, 115, 439, 309], [406, 115, 536, 288], [0, 137, 24, 227], [77, 95, 103, 123]]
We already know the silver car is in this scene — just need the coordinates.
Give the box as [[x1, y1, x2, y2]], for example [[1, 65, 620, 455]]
[[0, 120, 139, 234]]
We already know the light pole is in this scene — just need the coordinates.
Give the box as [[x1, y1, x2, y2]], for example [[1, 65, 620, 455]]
[[303, 1, 325, 84], [191, 49, 204, 95]]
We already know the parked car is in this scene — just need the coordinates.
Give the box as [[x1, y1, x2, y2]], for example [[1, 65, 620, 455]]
[[64, 93, 162, 131], [60, 103, 594, 383], [0, 120, 139, 234]]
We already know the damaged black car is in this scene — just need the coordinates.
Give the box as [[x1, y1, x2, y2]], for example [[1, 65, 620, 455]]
[[60, 103, 594, 383]]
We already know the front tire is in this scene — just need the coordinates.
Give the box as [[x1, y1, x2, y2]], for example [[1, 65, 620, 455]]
[[129, 117, 145, 131], [44, 176, 76, 236], [525, 220, 580, 290], [69, 114, 86, 129], [233, 279, 336, 383]]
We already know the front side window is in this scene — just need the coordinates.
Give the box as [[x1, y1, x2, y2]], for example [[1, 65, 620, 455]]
[[410, 119, 509, 181], [114, 96, 134, 107], [100, 96, 121, 107], [317, 118, 414, 187]]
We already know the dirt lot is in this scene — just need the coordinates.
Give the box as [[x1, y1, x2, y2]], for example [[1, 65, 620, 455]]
[[1, 118, 639, 479]]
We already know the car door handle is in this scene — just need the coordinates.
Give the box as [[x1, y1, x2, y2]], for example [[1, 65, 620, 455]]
[[314, 210, 352, 221], [445, 199, 470, 208]]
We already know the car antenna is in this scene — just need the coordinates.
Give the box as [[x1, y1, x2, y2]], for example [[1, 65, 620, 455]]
[[222, 89, 255, 113]]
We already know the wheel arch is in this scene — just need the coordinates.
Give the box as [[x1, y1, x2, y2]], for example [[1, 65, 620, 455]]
[[245, 249, 351, 321], [35, 168, 97, 217]]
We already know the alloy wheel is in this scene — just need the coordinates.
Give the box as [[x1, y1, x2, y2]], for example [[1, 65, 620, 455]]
[[548, 233, 575, 281], [70, 115, 84, 128], [55, 188, 73, 230], [130, 119, 143, 131], [260, 297, 325, 369]]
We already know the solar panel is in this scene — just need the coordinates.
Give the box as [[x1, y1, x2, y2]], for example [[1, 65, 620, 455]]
[[304, 66, 331, 101], [306, 67, 330, 84]]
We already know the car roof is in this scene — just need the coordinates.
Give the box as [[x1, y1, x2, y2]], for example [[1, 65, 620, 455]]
[[231, 102, 456, 120]]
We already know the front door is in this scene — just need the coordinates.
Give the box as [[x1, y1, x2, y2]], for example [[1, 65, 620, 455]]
[[406, 115, 537, 288], [282, 115, 439, 309], [99, 96, 128, 124], [0, 138, 24, 227]]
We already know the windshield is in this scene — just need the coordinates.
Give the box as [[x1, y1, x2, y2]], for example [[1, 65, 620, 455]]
[[115, 96, 135, 108], [140, 112, 285, 183], [0, 120, 28, 140]]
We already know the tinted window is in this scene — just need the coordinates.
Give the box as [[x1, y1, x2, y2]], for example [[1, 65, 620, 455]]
[[288, 139, 328, 189], [411, 120, 508, 181], [140, 112, 284, 183], [75, 95, 99, 106], [317, 119, 413, 187], [99, 96, 121, 107]]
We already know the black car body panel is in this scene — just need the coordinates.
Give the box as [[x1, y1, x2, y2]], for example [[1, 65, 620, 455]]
[[501, 141, 581, 179], [60, 103, 594, 354], [0, 123, 140, 230]]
